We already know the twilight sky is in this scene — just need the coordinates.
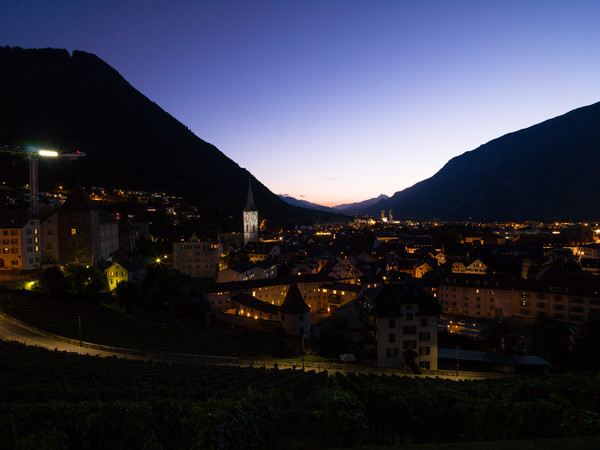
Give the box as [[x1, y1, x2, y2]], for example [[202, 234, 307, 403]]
[[2, 1, 600, 206]]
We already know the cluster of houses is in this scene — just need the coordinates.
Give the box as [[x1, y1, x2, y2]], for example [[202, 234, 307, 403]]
[[196, 199, 599, 370], [1, 185, 123, 271], [3, 182, 599, 372], [1, 185, 152, 287]]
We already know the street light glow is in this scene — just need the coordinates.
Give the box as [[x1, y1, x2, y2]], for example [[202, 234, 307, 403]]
[[38, 150, 59, 157]]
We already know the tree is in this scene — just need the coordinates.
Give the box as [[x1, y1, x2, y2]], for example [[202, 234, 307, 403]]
[[528, 317, 571, 370], [482, 227, 498, 245], [482, 319, 526, 354], [573, 311, 600, 370], [64, 264, 104, 302], [148, 272, 184, 310], [114, 280, 141, 312], [36, 266, 69, 298]]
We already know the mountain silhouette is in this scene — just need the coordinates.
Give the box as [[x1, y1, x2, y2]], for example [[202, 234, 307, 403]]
[[362, 101, 600, 221], [0, 46, 342, 229]]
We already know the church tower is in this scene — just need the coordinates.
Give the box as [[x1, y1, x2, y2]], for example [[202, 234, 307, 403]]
[[243, 177, 259, 244]]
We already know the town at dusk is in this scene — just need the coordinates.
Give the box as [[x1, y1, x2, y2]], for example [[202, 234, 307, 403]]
[[2, 2, 600, 448]]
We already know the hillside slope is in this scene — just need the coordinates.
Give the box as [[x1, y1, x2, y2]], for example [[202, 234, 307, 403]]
[[0, 47, 342, 228], [363, 101, 600, 220]]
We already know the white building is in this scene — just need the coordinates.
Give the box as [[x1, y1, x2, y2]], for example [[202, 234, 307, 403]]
[[366, 284, 439, 371]]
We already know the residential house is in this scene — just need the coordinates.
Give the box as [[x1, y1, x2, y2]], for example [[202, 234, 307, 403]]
[[366, 283, 439, 370], [465, 259, 487, 275], [42, 184, 105, 267], [217, 260, 257, 283], [437, 274, 512, 318], [315, 281, 363, 312], [254, 259, 277, 279], [99, 210, 119, 262], [246, 242, 282, 263], [511, 263, 600, 326], [312, 297, 372, 360], [105, 261, 147, 290], [328, 257, 363, 282], [392, 259, 433, 279], [577, 243, 600, 260], [173, 224, 222, 279]]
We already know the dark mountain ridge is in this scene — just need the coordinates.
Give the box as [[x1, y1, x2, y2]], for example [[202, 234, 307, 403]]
[[0, 46, 343, 229], [278, 195, 339, 213], [363, 101, 600, 220], [334, 194, 390, 215]]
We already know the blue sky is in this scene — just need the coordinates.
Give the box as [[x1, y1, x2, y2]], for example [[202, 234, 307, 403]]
[[2, 1, 600, 206]]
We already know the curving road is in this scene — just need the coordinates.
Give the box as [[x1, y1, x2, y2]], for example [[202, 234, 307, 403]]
[[0, 313, 153, 361], [0, 313, 496, 380]]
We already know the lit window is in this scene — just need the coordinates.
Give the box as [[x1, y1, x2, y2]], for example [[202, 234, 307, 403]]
[[71, 228, 77, 235]]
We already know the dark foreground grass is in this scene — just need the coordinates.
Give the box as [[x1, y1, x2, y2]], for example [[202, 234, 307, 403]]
[[3, 339, 600, 449], [354, 435, 600, 449]]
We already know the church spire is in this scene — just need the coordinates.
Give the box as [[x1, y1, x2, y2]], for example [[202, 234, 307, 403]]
[[243, 175, 259, 245], [244, 175, 257, 211]]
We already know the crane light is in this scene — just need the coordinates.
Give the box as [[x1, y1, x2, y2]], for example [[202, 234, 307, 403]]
[[38, 150, 58, 157]]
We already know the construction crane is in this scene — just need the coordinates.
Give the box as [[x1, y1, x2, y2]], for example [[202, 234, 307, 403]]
[[0, 145, 86, 216]]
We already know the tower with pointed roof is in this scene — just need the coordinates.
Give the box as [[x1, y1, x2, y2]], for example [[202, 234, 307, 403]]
[[243, 176, 258, 245], [279, 281, 311, 336]]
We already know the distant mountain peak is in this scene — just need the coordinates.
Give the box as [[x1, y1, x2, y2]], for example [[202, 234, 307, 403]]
[[333, 194, 390, 215], [278, 195, 341, 214]]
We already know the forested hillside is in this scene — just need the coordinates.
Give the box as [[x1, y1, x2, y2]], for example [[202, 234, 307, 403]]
[[0, 47, 342, 229]]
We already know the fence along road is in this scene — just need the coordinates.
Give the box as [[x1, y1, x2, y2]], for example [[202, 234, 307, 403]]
[[0, 312, 504, 380], [0, 312, 238, 363]]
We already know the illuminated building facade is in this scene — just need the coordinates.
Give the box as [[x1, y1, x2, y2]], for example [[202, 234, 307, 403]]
[[105, 261, 147, 290], [511, 264, 600, 326], [173, 226, 222, 278], [0, 211, 41, 270], [437, 274, 512, 318]]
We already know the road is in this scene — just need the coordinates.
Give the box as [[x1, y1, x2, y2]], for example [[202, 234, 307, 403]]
[[0, 312, 502, 380], [0, 313, 152, 361]]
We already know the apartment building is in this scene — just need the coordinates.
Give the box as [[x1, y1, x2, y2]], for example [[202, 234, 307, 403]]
[[0, 211, 41, 270]]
